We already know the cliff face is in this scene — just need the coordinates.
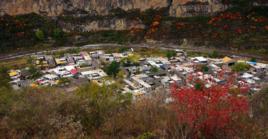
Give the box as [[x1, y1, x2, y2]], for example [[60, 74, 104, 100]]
[[0, 0, 169, 16], [61, 18, 145, 32], [169, 0, 225, 17], [0, 0, 225, 17]]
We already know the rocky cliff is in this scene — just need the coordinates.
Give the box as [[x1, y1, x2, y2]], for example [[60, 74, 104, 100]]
[[0, 0, 225, 17], [0, 0, 168, 16], [61, 18, 145, 32], [169, 0, 225, 17]]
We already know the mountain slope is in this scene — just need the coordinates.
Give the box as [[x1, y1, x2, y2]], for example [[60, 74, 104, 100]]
[[0, 0, 224, 17]]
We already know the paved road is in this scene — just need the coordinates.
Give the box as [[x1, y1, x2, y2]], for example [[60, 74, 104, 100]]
[[0, 43, 267, 62], [0, 44, 116, 61]]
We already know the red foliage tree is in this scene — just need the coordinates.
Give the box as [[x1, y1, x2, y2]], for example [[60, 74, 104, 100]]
[[171, 79, 249, 139]]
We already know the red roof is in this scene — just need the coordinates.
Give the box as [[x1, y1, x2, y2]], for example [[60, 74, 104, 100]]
[[70, 69, 78, 75]]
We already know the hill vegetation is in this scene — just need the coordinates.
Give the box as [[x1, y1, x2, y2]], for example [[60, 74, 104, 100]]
[[0, 66, 268, 138], [0, 2, 267, 54], [0, 86, 267, 138]]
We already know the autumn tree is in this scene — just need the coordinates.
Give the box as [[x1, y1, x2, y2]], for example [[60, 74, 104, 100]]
[[171, 81, 251, 139], [121, 53, 141, 67]]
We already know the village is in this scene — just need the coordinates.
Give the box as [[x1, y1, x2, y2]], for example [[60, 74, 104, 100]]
[[8, 47, 268, 99]]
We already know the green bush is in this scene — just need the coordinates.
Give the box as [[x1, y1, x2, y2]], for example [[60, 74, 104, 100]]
[[250, 58, 257, 63], [35, 29, 45, 41], [208, 51, 220, 58], [75, 82, 131, 132], [166, 50, 176, 59], [28, 65, 42, 79], [150, 66, 159, 73], [0, 82, 132, 138], [0, 66, 11, 89], [52, 28, 64, 40], [105, 61, 121, 77], [138, 132, 156, 139], [195, 82, 203, 91], [231, 62, 250, 72], [202, 65, 209, 73]]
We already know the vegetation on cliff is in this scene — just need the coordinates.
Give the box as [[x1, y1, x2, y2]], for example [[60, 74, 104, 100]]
[[0, 1, 267, 54]]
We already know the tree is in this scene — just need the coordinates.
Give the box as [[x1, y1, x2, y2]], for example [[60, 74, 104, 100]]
[[231, 62, 250, 72], [171, 81, 250, 139], [208, 51, 219, 58], [141, 8, 158, 26], [26, 56, 34, 65], [76, 82, 132, 132], [119, 47, 129, 53], [0, 82, 132, 138], [221, 0, 252, 7], [250, 58, 257, 63], [121, 54, 141, 67], [105, 61, 120, 77], [35, 29, 45, 41], [110, 8, 127, 17], [52, 28, 63, 40], [201, 65, 209, 73], [138, 132, 156, 139], [150, 66, 159, 73], [166, 50, 176, 60], [0, 66, 11, 89], [28, 65, 42, 79], [117, 69, 126, 79]]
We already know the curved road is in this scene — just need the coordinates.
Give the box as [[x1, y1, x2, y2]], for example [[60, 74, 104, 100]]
[[0, 43, 267, 62]]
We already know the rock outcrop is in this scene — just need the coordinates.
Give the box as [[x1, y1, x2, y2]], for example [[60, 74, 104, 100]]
[[0, 0, 226, 17], [0, 0, 229, 32], [0, 0, 169, 16], [60, 18, 145, 32], [169, 0, 226, 17]]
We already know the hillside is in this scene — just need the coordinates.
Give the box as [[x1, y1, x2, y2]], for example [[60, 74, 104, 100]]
[[0, 0, 224, 17], [0, 0, 267, 54], [0, 1, 268, 138]]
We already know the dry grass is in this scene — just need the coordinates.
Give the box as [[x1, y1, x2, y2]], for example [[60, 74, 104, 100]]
[[0, 57, 28, 69]]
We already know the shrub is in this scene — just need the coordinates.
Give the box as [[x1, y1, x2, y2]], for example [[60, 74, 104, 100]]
[[28, 65, 42, 79], [35, 29, 45, 41], [0, 82, 132, 138], [150, 66, 159, 73], [250, 58, 257, 62], [201, 65, 209, 73], [121, 53, 141, 67], [0, 66, 11, 89], [138, 132, 156, 139], [105, 61, 120, 77], [52, 28, 64, 40], [165, 50, 176, 60], [208, 50, 220, 58], [231, 62, 250, 72]]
